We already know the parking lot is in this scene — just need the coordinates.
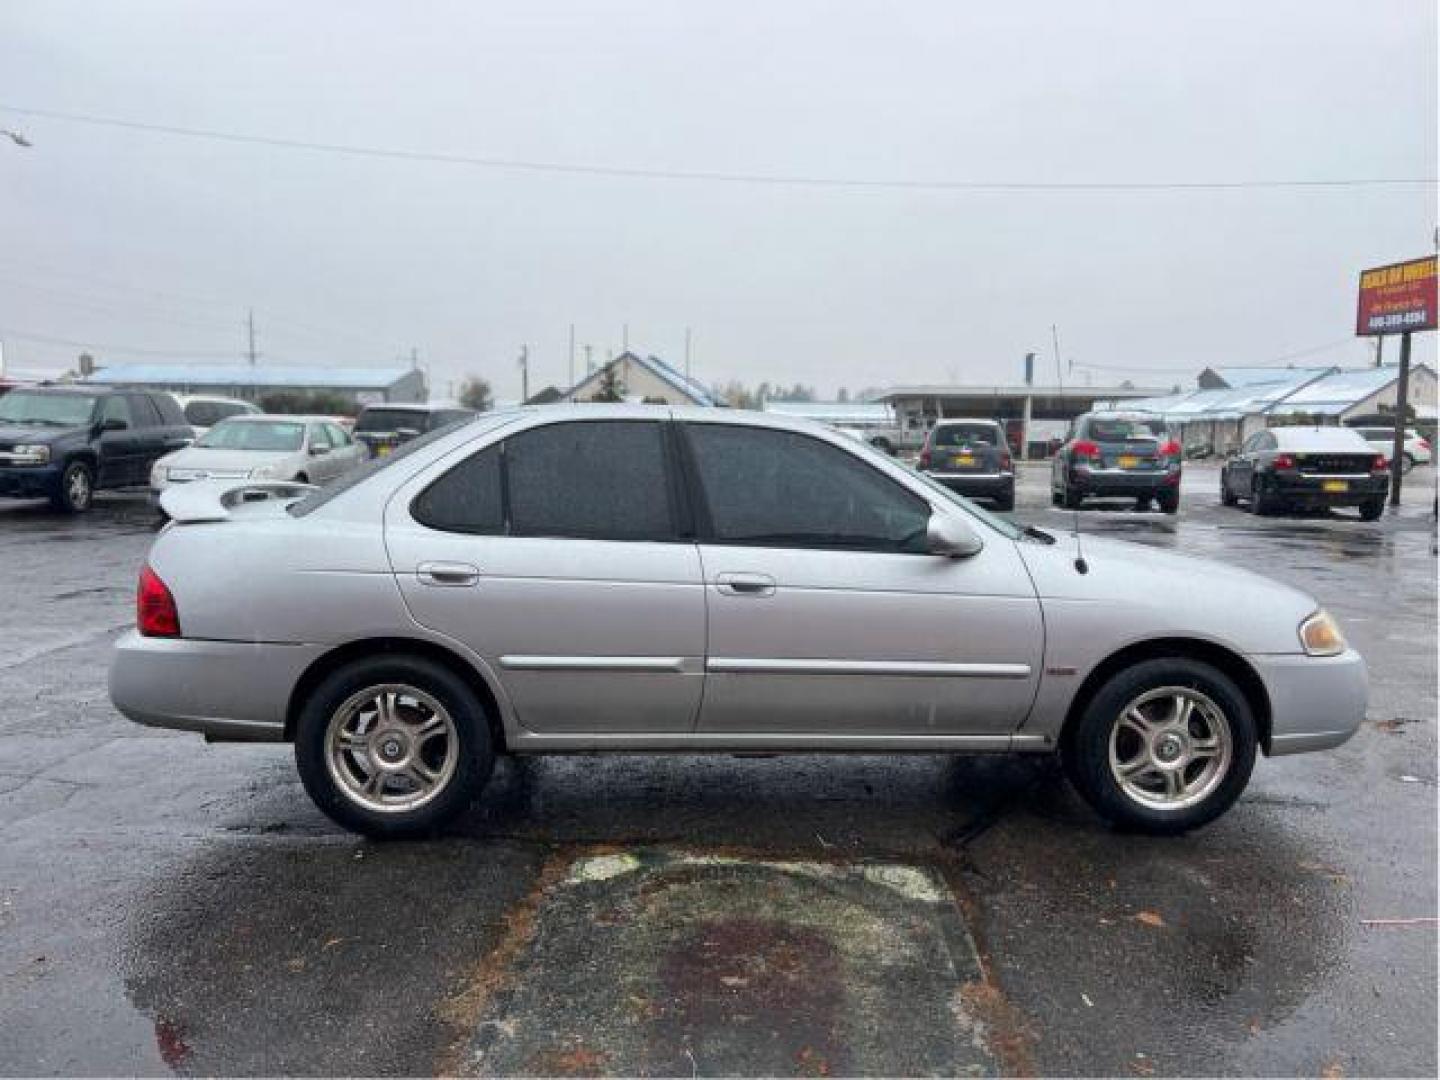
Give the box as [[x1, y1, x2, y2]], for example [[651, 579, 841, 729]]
[[0, 462, 1435, 1076]]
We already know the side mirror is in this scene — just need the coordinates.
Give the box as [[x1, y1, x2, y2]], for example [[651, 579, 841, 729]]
[[926, 514, 984, 558], [100, 417, 128, 432]]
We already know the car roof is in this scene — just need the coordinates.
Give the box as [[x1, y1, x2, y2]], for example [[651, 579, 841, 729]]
[[932, 417, 1002, 427], [174, 393, 254, 405], [217, 413, 328, 424], [12, 384, 107, 396], [1269, 426, 1372, 450], [359, 401, 473, 413]]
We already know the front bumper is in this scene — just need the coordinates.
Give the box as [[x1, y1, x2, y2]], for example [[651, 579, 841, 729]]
[[0, 464, 62, 499], [109, 630, 328, 742], [1249, 647, 1367, 755]]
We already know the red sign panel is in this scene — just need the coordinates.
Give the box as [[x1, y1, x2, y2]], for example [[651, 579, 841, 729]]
[[1356, 255, 1437, 336]]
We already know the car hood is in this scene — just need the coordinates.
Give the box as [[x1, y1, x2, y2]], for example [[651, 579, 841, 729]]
[[158, 446, 297, 471], [0, 422, 86, 445], [1017, 532, 1319, 656]]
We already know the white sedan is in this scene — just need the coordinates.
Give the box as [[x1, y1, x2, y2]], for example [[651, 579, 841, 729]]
[[150, 414, 366, 499]]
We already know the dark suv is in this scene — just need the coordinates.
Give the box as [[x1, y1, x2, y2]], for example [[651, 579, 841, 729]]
[[353, 403, 475, 457], [0, 386, 194, 512], [1051, 412, 1182, 513]]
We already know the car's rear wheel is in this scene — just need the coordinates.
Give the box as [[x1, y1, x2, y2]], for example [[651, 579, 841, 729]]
[[1063, 658, 1257, 834], [1358, 497, 1385, 521], [994, 485, 1015, 512], [50, 460, 94, 513], [1250, 476, 1275, 516], [1220, 472, 1237, 506], [294, 656, 493, 838], [1156, 489, 1180, 515]]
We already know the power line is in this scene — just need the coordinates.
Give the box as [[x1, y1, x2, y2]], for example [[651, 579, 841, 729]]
[[0, 325, 247, 357], [3, 103, 1435, 192]]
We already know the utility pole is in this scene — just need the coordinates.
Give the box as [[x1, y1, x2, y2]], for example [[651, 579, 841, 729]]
[[583, 344, 594, 376], [246, 308, 258, 366], [518, 345, 530, 403], [1051, 324, 1064, 387], [568, 323, 576, 388], [1388, 332, 1412, 508], [622, 323, 629, 352], [684, 326, 693, 381]]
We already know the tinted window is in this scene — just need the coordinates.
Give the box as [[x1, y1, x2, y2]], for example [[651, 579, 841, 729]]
[[99, 395, 134, 428], [151, 393, 188, 426], [356, 407, 428, 433], [1086, 417, 1166, 441], [184, 400, 248, 427], [933, 423, 1000, 447], [508, 421, 673, 540], [130, 394, 164, 427], [412, 445, 504, 533], [0, 390, 98, 426], [428, 409, 474, 430], [684, 424, 929, 551]]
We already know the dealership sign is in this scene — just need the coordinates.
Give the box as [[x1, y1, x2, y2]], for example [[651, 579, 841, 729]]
[[1356, 255, 1437, 336]]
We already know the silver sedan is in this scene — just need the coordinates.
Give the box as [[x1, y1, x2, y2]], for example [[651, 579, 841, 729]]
[[110, 406, 1366, 838], [149, 414, 366, 498]]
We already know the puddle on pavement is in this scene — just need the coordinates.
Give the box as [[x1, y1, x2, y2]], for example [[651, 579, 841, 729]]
[[452, 851, 994, 1077]]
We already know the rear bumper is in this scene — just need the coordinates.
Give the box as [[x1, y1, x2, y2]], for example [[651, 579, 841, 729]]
[[924, 471, 1014, 498], [1068, 466, 1179, 496], [109, 630, 327, 742], [0, 465, 61, 499], [1250, 648, 1367, 755], [1267, 473, 1388, 506]]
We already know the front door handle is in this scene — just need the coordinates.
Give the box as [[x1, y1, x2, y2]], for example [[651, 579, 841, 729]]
[[416, 561, 480, 587], [715, 572, 776, 597]]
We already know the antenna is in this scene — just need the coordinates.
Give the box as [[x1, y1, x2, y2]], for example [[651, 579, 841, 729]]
[[1072, 510, 1089, 574]]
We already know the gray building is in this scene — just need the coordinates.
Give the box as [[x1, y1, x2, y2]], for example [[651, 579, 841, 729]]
[[82, 363, 427, 405]]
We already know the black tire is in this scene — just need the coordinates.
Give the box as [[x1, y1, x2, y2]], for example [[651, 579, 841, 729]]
[[50, 460, 95, 513], [994, 485, 1015, 512], [295, 472, 309, 484], [1063, 658, 1257, 835], [1250, 476, 1274, 516], [294, 655, 494, 838], [1133, 497, 1151, 512], [1220, 472, 1237, 506], [870, 437, 893, 455], [1358, 498, 1385, 522], [1156, 489, 1180, 515]]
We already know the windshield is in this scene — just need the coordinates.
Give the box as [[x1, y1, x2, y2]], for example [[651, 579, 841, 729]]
[[0, 391, 98, 427], [933, 423, 1001, 447], [197, 420, 305, 452], [1087, 418, 1168, 441], [356, 408, 428, 433]]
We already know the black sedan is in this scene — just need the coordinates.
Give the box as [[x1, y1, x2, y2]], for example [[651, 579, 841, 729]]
[[1221, 426, 1389, 519]]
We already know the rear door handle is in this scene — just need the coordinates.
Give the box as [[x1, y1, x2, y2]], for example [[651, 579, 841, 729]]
[[715, 572, 776, 597], [416, 561, 480, 587]]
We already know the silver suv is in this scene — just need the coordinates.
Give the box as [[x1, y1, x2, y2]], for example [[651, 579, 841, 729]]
[[110, 406, 1366, 838]]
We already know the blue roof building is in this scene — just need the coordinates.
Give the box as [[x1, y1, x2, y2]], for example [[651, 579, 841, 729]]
[[82, 363, 427, 404]]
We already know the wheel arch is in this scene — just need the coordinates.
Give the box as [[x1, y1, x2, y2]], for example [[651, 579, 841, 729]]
[[285, 636, 508, 751], [1059, 637, 1273, 755]]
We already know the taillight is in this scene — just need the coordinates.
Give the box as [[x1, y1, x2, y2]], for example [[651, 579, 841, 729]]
[[1071, 439, 1100, 459], [1420, 438, 1431, 451], [1272, 453, 1296, 469], [1160, 439, 1182, 457], [918, 447, 931, 468], [999, 451, 1013, 470], [1372, 454, 1389, 471], [138, 565, 181, 638]]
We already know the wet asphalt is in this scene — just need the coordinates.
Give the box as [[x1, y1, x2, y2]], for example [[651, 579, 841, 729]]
[[0, 463, 1435, 1077]]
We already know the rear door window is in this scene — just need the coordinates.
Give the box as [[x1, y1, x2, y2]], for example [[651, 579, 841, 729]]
[[99, 395, 134, 428], [412, 445, 504, 533], [129, 394, 163, 428], [507, 421, 673, 540]]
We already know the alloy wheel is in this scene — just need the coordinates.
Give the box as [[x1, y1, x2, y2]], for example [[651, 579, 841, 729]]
[[324, 683, 459, 814], [1107, 686, 1233, 811]]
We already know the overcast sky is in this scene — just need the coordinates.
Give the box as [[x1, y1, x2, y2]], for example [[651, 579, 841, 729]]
[[1, 0, 1435, 400]]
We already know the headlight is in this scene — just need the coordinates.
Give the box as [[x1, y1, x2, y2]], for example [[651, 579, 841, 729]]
[[1299, 610, 1346, 656], [249, 465, 279, 479], [12, 444, 50, 465]]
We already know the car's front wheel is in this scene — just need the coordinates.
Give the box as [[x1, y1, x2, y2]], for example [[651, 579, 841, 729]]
[[50, 460, 94, 513], [1063, 658, 1257, 834], [294, 655, 494, 838]]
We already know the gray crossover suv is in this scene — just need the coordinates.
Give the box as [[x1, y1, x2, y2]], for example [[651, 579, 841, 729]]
[[110, 406, 1366, 838]]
